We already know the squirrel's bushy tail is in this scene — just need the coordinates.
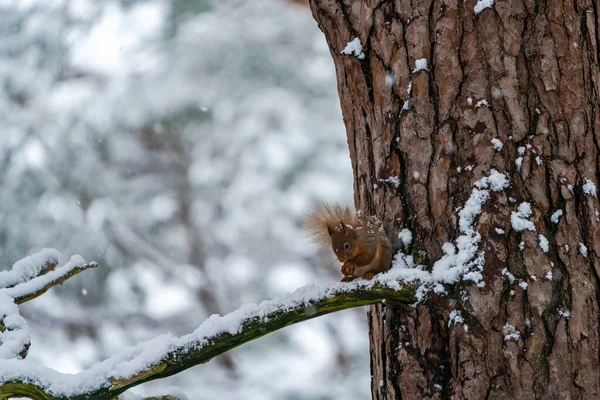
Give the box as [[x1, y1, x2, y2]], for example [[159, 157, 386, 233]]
[[304, 202, 356, 247]]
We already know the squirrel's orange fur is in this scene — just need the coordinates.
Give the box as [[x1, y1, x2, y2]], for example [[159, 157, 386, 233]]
[[304, 202, 392, 281]]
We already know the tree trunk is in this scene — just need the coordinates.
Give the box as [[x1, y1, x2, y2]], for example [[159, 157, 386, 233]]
[[309, 0, 600, 398]]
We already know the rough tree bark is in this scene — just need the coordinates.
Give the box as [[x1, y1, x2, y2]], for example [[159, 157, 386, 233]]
[[309, 0, 600, 398]]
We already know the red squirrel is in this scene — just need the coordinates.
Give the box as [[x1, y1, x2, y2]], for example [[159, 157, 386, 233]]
[[305, 202, 392, 282]]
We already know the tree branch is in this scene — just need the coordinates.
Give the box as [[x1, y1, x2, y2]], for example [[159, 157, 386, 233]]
[[0, 294, 30, 359], [0, 249, 60, 290], [1, 256, 98, 305], [0, 251, 98, 362], [0, 278, 416, 400]]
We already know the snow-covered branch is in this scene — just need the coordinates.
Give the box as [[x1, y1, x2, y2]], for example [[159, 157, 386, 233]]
[[0, 294, 30, 360], [0, 250, 98, 365], [0, 249, 59, 290], [2, 255, 97, 305], [0, 274, 415, 400]]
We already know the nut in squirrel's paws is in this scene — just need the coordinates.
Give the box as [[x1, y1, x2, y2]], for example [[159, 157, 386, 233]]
[[341, 262, 354, 276]]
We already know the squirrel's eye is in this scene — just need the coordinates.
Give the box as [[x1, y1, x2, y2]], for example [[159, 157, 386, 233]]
[[344, 243, 350, 250]]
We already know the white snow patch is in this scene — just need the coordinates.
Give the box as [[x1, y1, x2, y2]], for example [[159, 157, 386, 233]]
[[579, 243, 588, 258], [380, 176, 401, 188], [398, 229, 413, 247], [545, 271, 553, 281], [401, 81, 413, 112], [550, 209, 563, 224], [413, 58, 429, 73], [515, 157, 523, 171], [474, 169, 509, 191], [538, 235, 549, 253], [432, 170, 509, 287], [390, 170, 510, 300], [501, 268, 515, 284], [583, 178, 597, 197], [558, 309, 571, 319], [519, 281, 528, 290], [490, 138, 503, 152], [433, 283, 447, 294], [511, 202, 535, 232], [495, 228, 505, 235], [448, 310, 464, 327], [475, 99, 488, 108], [503, 323, 520, 341], [535, 156, 542, 166], [474, 0, 494, 15], [341, 38, 365, 60]]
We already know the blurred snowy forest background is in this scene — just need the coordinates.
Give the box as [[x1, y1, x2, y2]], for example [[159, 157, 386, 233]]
[[0, 0, 370, 398]]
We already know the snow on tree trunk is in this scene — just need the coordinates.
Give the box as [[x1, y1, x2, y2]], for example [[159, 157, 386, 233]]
[[309, 0, 600, 398]]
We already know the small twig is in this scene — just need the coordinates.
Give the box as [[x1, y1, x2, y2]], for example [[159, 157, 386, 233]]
[[1, 256, 98, 305], [0, 249, 60, 290]]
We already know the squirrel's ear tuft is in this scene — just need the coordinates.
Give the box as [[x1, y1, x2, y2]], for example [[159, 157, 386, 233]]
[[340, 221, 357, 239], [327, 224, 335, 237]]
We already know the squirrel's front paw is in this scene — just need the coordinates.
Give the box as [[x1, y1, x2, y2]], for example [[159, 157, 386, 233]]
[[361, 271, 375, 280], [341, 262, 354, 276], [341, 276, 356, 282]]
